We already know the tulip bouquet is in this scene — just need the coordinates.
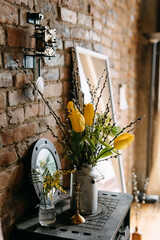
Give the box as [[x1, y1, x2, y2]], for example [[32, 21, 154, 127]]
[[59, 48, 140, 169], [16, 53, 141, 170], [64, 100, 135, 169]]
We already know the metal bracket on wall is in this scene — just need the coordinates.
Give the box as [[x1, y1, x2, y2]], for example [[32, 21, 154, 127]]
[[27, 12, 44, 25]]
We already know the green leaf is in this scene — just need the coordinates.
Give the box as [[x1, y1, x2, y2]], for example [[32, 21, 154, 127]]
[[70, 131, 84, 154], [97, 139, 119, 154], [82, 135, 95, 149], [110, 126, 122, 137], [96, 147, 114, 160]]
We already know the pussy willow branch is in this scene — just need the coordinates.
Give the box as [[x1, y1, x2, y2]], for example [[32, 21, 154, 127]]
[[101, 101, 111, 126], [86, 78, 94, 104], [97, 155, 119, 163], [92, 69, 106, 103], [16, 63, 69, 142], [94, 72, 109, 114], [109, 116, 143, 144], [104, 123, 116, 142], [46, 124, 65, 147]]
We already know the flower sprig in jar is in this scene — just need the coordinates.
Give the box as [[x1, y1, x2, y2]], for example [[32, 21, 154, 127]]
[[32, 168, 73, 226]]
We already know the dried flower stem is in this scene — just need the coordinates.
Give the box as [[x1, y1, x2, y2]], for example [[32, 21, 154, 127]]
[[16, 64, 70, 143], [94, 72, 109, 114], [109, 116, 143, 144]]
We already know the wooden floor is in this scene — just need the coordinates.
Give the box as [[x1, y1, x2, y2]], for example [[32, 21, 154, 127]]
[[130, 202, 160, 240]]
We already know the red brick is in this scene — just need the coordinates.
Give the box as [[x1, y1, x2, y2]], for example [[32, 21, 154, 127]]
[[107, 19, 116, 29], [54, 139, 63, 155], [40, 3, 57, 17], [103, 27, 112, 37], [44, 97, 63, 115], [0, 2, 18, 25], [7, 27, 35, 49], [44, 115, 56, 129], [90, 6, 101, 19], [0, 190, 8, 211], [60, 67, 71, 80], [0, 182, 28, 213], [44, 83, 63, 98], [64, 40, 73, 49], [65, 53, 72, 66], [0, 113, 7, 129], [0, 147, 17, 168], [16, 142, 28, 158], [102, 35, 112, 48], [0, 53, 2, 68], [15, 0, 28, 7], [20, 10, 29, 26], [71, 28, 90, 41], [41, 68, 59, 81], [0, 72, 13, 87], [24, 104, 38, 120], [5, 0, 15, 3], [102, 46, 112, 57], [50, 0, 59, 3], [78, 13, 92, 28], [38, 102, 45, 116], [40, 131, 55, 143], [4, 52, 23, 70], [0, 163, 24, 191], [92, 0, 105, 11], [63, 81, 71, 96], [94, 19, 103, 32], [56, 39, 63, 50], [61, 7, 77, 24], [13, 72, 31, 88], [0, 26, 5, 45], [51, 23, 70, 38], [60, 0, 79, 10], [44, 54, 64, 67], [0, 92, 6, 110], [8, 89, 28, 107], [1, 122, 38, 146], [90, 31, 101, 42], [113, 60, 121, 71], [8, 107, 24, 124], [28, 0, 34, 9], [38, 119, 47, 133]]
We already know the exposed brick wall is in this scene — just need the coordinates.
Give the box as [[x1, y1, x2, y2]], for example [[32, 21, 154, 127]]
[[0, 0, 143, 238]]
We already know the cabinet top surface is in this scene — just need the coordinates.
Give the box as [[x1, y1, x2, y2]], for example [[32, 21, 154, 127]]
[[16, 191, 133, 240]]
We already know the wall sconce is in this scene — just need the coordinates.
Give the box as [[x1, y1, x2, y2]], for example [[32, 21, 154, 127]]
[[27, 12, 57, 57], [24, 12, 57, 69], [23, 12, 58, 100]]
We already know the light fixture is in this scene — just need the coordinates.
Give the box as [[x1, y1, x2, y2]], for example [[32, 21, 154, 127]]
[[23, 12, 58, 69], [23, 12, 58, 99]]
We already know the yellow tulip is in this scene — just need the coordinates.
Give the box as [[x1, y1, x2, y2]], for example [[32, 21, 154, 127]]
[[84, 103, 94, 126], [69, 110, 85, 132], [67, 101, 75, 114], [114, 133, 135, 150]]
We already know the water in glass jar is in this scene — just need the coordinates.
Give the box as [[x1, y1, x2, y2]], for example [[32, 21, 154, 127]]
[[39, 205, 56, 226]]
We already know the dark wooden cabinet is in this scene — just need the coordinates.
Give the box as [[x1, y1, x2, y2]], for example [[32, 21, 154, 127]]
[[15, 191, 133, 240]]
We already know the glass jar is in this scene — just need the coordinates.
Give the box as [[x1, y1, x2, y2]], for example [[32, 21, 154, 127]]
[[39, 193, 56, 227]]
